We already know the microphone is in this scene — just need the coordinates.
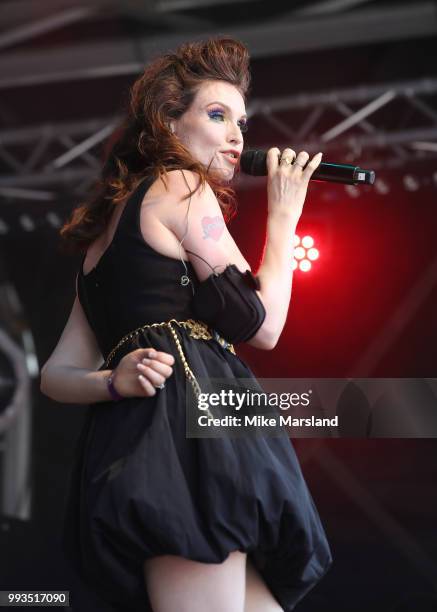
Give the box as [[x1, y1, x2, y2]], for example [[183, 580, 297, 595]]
[[240, 149, 375, 186]]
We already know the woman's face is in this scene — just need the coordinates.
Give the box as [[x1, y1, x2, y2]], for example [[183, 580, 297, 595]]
[[170, 80, 247, 181]]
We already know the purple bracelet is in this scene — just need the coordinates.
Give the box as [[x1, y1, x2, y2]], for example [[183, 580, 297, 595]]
[[107, 370, 124, 401]]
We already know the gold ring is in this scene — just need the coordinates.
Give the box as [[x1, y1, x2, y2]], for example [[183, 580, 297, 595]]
[[280, 156, 294, 165]]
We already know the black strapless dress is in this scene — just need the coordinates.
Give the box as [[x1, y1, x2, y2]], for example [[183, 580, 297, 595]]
[[61, 175, 333, 611]]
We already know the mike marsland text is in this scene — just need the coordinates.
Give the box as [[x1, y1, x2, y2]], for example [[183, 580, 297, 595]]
[[197, 414, 339, 427]]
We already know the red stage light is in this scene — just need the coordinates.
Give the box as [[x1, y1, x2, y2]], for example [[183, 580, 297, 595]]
[[299, 259, 312, 272], [307, 247, 319, 261], [301, 235, 314, 248], [294, 246, 306, 260], [292, 235, 319, 271]]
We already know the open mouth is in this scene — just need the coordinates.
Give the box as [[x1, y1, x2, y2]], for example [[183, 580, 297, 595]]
[[221, 152, 239, 165]]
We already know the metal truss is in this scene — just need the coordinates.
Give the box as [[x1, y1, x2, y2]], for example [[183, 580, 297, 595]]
[[0, 76, 436, 199], [0, 0, 436, 198], [0, 2, 435, 87]]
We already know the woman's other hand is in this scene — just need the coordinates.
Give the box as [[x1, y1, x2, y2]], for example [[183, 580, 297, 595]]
[[110, 348, 175, 398], [266, 148, 323, 224]]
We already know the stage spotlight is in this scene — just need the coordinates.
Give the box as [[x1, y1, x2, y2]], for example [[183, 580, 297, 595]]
[[307, 248, 319, 261], [299, 259, 312, 272], [375, 178, 390, 195], [292, 234, 319, 272], [46, 212, 62, 228], [294, 246, 306, 260], [19, 215, 35, 231], [345, 184, 360, 198], [403, 174, 420, 191]]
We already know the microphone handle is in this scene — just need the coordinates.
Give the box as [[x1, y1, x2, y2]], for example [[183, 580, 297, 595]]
[[312, 162, 375, 185], [240, 150, 375, 185]]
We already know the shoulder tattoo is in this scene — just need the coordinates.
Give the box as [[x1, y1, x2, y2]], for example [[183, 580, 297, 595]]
[[201, 216, 225, 241]]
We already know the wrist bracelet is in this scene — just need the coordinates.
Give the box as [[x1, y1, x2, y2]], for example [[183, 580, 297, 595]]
[[107, 369, 124, 401]]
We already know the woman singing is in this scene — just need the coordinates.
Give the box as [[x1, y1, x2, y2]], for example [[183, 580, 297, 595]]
[[41, 36, 332, 612]]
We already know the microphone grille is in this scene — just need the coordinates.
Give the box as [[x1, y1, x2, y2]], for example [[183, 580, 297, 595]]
[[240, 149, 267, 176]]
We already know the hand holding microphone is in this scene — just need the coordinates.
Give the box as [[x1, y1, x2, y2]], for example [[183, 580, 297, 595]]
[[266, 148, 323, 223], [241, 148, 375, 185]]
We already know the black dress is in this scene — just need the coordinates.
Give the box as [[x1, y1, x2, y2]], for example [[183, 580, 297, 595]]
[[61, 174, 333, 612]]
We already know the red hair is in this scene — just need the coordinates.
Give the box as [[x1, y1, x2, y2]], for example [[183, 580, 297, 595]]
[[59, 36, 251, 253]]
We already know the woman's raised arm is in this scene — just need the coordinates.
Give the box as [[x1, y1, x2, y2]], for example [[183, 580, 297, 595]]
[[159, 169, 274, 350], [160, 152, 322, 350]]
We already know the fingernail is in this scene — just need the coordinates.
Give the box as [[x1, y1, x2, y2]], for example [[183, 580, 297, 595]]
[[148, 349, 156, 357], [142, 358, 150, 364]]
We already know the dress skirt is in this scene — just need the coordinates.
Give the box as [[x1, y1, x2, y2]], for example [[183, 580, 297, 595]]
[[61, 323, 333, 611]]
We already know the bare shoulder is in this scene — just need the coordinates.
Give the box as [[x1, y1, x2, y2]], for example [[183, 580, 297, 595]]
[[154, 170, 220, 227], [158, 168, 208, 199], [139, 170, 208, 217], [140, 170, 250, 281], [149, 170, 215, 221], [137, 170, 208, 261], [139, 169, 220, 242]]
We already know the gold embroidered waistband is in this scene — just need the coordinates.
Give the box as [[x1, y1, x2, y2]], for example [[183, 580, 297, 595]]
[[105, 318, 235, 369], [104, 319, 235, 411], [105, 319, 236, 416]]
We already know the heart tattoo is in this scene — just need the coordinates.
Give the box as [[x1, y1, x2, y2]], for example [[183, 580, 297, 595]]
[[201, 216, 225, 241]]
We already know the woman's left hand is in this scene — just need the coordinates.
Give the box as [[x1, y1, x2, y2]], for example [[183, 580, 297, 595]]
[[136, 348, 175, 394], [110, 347, 175, 398]]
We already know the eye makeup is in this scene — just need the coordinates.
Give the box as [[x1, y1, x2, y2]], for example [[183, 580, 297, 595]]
[[207, 108, 248, 132]]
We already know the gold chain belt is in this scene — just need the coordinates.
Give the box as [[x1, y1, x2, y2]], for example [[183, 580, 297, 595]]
[[104, 319, 235, 411]]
